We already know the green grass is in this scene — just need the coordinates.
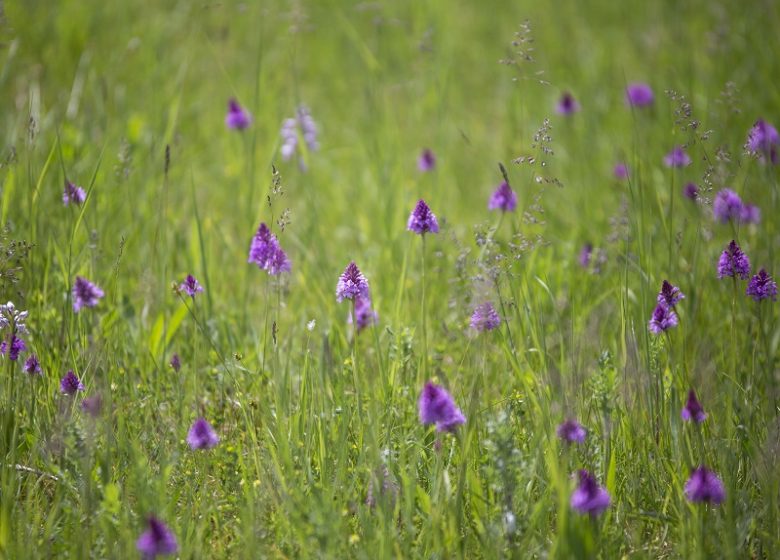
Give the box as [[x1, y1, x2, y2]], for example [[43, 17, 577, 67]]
[[1, 0, 779, 557]]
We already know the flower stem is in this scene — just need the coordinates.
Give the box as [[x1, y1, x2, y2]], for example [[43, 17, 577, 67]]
[[421, 235, 428, 383]]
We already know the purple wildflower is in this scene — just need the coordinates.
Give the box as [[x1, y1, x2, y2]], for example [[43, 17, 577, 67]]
[[556, 419, 587, 444], [407, 199, 439, 234], [169, 353, 181, 372], [225, 98, 251, 130], [0, 302, 28, 333], [265, 244, 292, 275], [280, 105, 319, 168], [712, 189, 743, 223], [613, 163, 629, 180], [570, 470, 611, 516], [418, 382, 466, 433], [664, 146, 692, 168], [717, 240, 751, 280], [556, 92, 580, 115], [248, 223, 291, 275], [136, 516, 178, 558], [657, 280, 685, 309], [739, 204, 761, 225], [0, 335, 26, 361], [349, 294, 378, 332], [62, 181, 86, 206], [418, 148, 436, 172], [648, 304, 678, 335], [745, 119, 779, 164], [60, 370, 85, 395], [470, 302, 501, 332], [336, 262, 369, 302], [746, 269, 777, 302], [72, 276, 104, 312], [683, 182, 699, 200], [81, 394, 102, 418], [178, 275, 203, 298], [488, 182, 517, 212], [625, 83, 654, 107], [681, 389, 707, 423], [187, 417, 219, 450], [578, 243, 593, 268], [684, 466, 725, 505], [24, 354, 42, 375]]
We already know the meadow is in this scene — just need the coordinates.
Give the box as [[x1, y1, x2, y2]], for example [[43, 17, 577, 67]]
[[1, 0, 779, 558]]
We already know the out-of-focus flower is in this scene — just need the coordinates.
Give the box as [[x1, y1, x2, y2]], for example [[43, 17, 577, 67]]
[[684, 466, 725, 504], [625, 83, 654, 107], [225, 98, 251, 130], [187, 418, 219, 450], [556, 92, 580, 115], [418, 148, 436, 172], [418, 381, 466, 433], [488, 182, 517, 212], [571, 470, 610, 516]]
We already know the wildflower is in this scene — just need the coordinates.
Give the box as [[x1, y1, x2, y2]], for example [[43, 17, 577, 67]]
[[248, 223, 291, 275], [280, 104, 319, 166], [24, 354, 42, 375], [648, 304, 678, 334], [72, 276, 104, 312], [556, 419, 587, 444], [0, 335, 26, 361], [739, 204, 760, 225], [681, 389, 707, 423], [336, 262, 369, 302], [712, 189, 743, 223], [418, 148, 436, 172], [745, 119, 778, 164], [570, 470, 611, 516], [178, 275, 203, 298], [407, 199, 439, 235], [664, 146, 692, 168], [348, 294, 378, 332], [613, 163, 629, 180], [265, 243, 292, 275], [683, 182, 699, 200], [684, 466, 725, 505], [225, 98, 251, 130], [717, 240, 750, 280], [169, 353, 181, 372], [488, 182, 517, 212], [555, 92, 580, 115], [746, 269, 777, 302], [470, 302, 501, 332], [62, 181, 86, 206], [657, 280, 685, 309], [578, 243, 593, 268], [60, 370, 85, 395], [81, 395, 102, 418], [625, 83, 654, 107], [418, 381, 466, 433], [186, 417, 219, 450], [0, 301, 28, 333], [136, 515, 179, 558]]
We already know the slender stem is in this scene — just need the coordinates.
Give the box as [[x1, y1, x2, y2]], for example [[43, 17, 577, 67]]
[[730, 276, 737, 384], [261, 276, 270, 375], [421, 235, 428, 383]]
